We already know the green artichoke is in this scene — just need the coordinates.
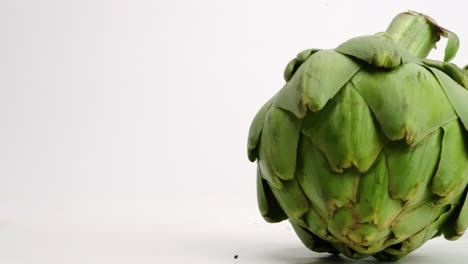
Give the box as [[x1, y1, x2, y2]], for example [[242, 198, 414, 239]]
[[247, 11, 468, 261]]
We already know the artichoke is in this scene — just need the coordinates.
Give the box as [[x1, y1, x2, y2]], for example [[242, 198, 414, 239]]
[[247, 11, 468, 261]]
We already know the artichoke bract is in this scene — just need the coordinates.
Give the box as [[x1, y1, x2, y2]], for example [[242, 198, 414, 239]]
[[247, 11, 468, 261]]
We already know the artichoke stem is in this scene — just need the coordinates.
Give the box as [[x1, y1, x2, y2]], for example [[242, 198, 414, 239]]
[[386, 11, 442, 59]]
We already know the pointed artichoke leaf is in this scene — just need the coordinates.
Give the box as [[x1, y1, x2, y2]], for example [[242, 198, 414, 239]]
[[258, 150, 283, 189], [274, 50, 361, 117], [453, 188, 468, 236], [353, 63, 457, 145], [284, 49, 320, 81], [274, 64, 309, 118], [422, 59, 466, 88], [431, 122, 468, 201], [302, 204, 329, 239], [441, 29, 459, 62], [384, 129, 442, 203], [387, 204, 454, 257], [418, 204, 454, 242], [290, 221, 338, 254], [260, 106, 302, 181], [346, 223, 382, 249], [256, 167, 288, 223], [328, 207, 355, 241], [298, 136, 359, 217], [335, 35, 402, 68], [247, 97, 274, 162], [391, 203, 441, 241], [354, 154, 398, 227], [302, 82, 385, 173], [428, 67, 468, 132], [303, 50, 362, 111], [268, 178, 309, 224]]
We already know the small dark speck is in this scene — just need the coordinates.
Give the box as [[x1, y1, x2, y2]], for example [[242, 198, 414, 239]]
[[234, 255, 238, 259]]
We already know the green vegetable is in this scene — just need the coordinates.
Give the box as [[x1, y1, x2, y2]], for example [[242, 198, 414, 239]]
[[247, 11, 468, 261]]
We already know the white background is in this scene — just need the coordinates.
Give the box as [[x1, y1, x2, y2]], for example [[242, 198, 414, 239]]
[[1, 0, 468, 263]]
